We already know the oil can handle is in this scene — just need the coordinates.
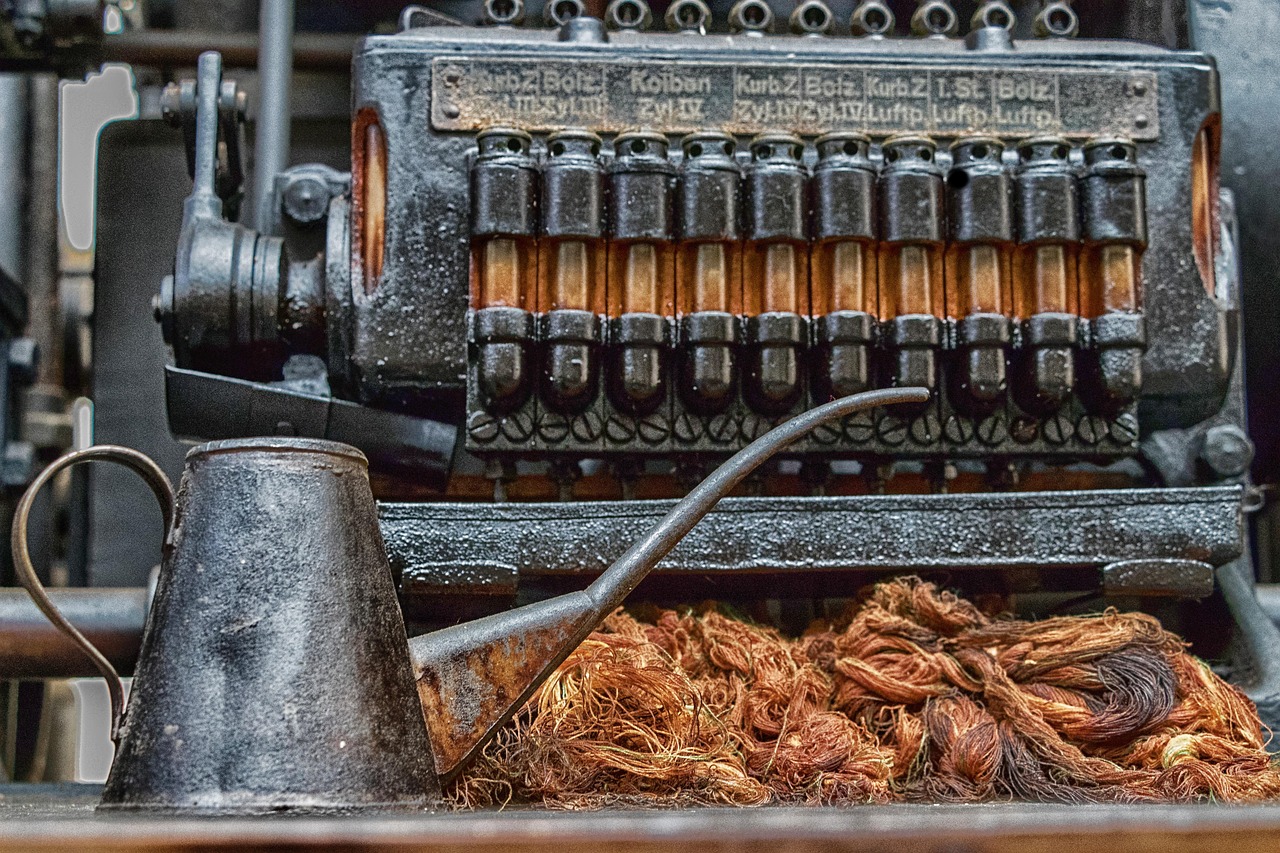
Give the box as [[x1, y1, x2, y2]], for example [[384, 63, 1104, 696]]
[[11, 445, 175, 742]]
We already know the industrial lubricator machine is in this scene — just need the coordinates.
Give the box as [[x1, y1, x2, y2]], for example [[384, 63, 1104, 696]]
[[153, 10, 1246, 625]]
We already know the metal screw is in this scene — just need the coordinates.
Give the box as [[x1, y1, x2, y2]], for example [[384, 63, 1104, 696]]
[[976, 413, 1008, 446], [909, 411, 940, 445], [468, 411, 500, 442], [502, 410, 535, 442], [844, 412, 875, 443], [281, 174, 332, 226], [943, 414, 974, 444], [707, 413, 737, 444], [812, 422, 841, 445], [1076, 414, 1106, 445], [637, 414, 669, 444], [571, 410, 604, 443], [1041, 411, 1073, 445], [538, 412, 570, 443], [740, 413, 768, 442], [673, 412, 702, 443], [606, 414, 636, 444], [877, 414, 907, 446], [1110, 413, 1139, 445]]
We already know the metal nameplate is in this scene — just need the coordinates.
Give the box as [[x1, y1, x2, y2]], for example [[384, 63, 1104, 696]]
[[431, 57, 1159, 140]]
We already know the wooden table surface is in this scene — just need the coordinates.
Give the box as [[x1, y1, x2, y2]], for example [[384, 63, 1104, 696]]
[[2, 785, 1280, 852]]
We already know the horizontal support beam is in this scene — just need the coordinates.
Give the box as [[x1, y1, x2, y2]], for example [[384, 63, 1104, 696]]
[[383, 486, 1244, 598]]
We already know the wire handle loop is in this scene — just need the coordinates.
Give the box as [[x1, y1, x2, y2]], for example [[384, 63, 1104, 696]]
[[10, 445, 174, 742]]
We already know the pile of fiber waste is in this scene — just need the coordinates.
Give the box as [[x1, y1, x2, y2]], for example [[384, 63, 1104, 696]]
[[446, 578, 1280, 809]]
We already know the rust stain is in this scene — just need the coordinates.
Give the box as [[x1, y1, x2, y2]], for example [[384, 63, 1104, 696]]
[[417, 617, 580, 780]]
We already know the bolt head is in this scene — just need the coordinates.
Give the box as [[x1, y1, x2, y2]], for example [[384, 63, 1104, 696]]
[[281, 175, 332, 225], [1201, 424, 1253, 478]]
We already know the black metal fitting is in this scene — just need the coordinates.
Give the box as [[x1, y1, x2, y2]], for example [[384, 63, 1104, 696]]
[[1015, 137, 1080, 413], [850, 0, 894, 34], [472, 129, 539, 417], [609, 130, 674, 243], [747, 313, 806, 413], [971, 0, 1015, 30], [746, 132, 807, 245], [1016, 137, 1079, 244], [1085, 311, 1146, 413], [887, 314, 941, 400], [1018, 312, 1077, 413], [745, 133, 807, 414], [1081, 138, 1147, 247], [912, 0, 959, 36], [605, 0, 653, 29], [880, 137, 943, 396], [1080, 138, 1146, 413], [678, 132, 741, 243], [947, 137, 1012, 245], [728, 0, 774, 33], [954, 312, 1010, 409], [161, 230, 291, 382], [541, 309, 602, 413], [483, 0, 526, 26], [541, 129, 604, 241], [608, 131, 674, 415], [814, 133, 877, 402], [880, 136, 944, 244], [790, 0, 834, 34], [679, 311, 737, 415], [815, 311, 874, 399], [608, 313, 668, 415], [540, 130, 605, 415], [544, 0, 586, 27], [472, 128, 537, 239], [948, 137, 1012, 412], [814, 132, 876, 243], [678, 133, 741, 417], [473, 307, 534, 414], [1034, 0, 1078, 37], [666, 0, 710, 31]]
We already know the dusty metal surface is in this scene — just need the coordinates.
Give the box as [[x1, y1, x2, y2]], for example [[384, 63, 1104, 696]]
[[100, 437, 439, 811], [384, 484, 1243, 611], [4, 785, 1280, 852]]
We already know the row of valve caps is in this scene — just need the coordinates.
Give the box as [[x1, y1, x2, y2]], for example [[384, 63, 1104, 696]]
[[487, 0, 1081, 40], [469, 127, 1147, 432]]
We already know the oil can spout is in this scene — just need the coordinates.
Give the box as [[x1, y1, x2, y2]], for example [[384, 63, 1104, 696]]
[[408, 386, 930, 783]]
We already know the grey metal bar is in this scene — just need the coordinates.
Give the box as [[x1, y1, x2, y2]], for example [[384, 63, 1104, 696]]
[[0, 588, 146, 678], [98, 31, 354, 71], [382, 486, 1244, 588], [249, 0, 295, 233]]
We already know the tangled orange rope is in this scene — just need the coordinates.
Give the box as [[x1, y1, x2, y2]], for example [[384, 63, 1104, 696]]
[[447, 578, 1280, 809]]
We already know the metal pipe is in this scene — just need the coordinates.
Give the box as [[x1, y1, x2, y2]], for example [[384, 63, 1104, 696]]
[[0, 74, 28, 287], [249, 0, 295, 233], [1216, 559, 1280, 728], [0, 588, 146, 678], [98, 31, 355, 71]]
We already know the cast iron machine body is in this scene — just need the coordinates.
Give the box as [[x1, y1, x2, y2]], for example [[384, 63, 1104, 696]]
[[151, 25, 1247, 619]]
